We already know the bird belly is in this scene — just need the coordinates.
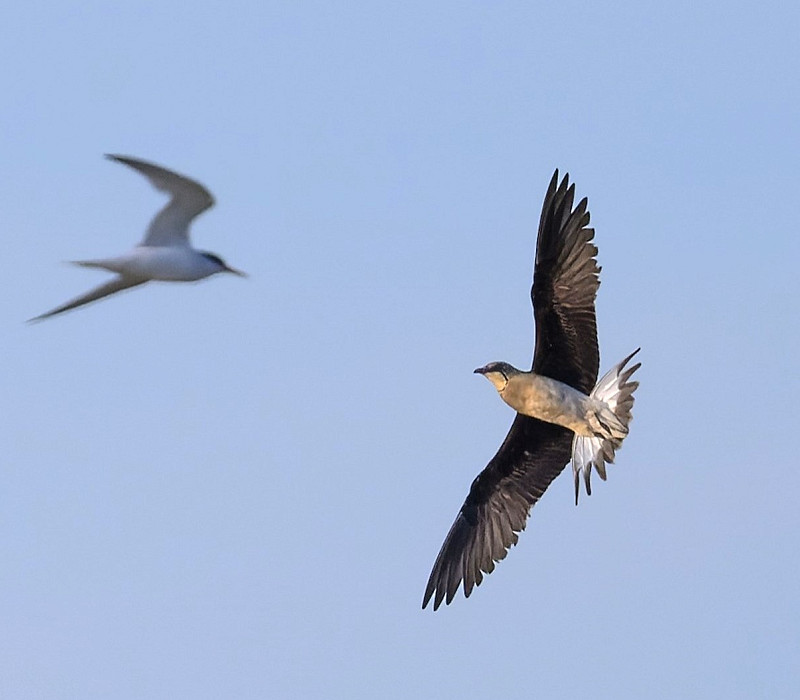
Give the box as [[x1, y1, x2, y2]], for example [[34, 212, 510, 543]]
[[501, 375, 595, 435], [117, 247, 212, 281]]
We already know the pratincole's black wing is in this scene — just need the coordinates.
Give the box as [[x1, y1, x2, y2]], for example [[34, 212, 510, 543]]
[[422, 417, 573, 610], [531, 170, 600, 392], [423, 170, 601, 610]]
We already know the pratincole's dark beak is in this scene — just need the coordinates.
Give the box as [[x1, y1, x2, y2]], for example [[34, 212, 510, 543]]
[[473, 366, 487, 375]]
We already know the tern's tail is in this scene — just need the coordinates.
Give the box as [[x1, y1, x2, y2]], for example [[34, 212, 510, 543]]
[[70, 258, 120, 272], [572, 348, 641, 504]]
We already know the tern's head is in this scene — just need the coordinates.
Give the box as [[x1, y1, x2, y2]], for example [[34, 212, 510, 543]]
[[474, 361, 519, 392], [200, 252, 247, 277]]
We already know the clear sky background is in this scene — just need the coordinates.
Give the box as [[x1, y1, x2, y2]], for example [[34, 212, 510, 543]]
[[2, 2, 798, 698]]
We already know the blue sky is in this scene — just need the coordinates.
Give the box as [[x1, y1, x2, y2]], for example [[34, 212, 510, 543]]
[[2, 2, 798, 698]]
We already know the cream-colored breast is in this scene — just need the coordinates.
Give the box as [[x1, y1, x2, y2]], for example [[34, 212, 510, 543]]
[[499, 373, 593, 434]]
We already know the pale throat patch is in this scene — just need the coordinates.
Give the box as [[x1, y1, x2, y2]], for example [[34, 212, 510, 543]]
[[484, 371, 508, 392]]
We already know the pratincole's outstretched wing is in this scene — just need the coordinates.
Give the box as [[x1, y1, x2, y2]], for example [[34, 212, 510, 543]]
[[531, 169, 600, 393], [423, 416, 573, 610]]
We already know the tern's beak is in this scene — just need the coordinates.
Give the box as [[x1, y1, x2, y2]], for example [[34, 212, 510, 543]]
[[474, 366, 488, 375], [224, 264, 247, 277]]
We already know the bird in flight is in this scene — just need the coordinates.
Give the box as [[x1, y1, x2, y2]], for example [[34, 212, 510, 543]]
[[30, 155, 245, 321], [423, 170, 640, 610]]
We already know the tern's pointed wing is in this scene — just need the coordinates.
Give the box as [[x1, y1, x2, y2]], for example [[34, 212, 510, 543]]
[[29, 276, 147, 322], [531, 170, 600, 394], [106, 154, 215, 248], [423, 171, 602, 609], [423, 417, 571, 610]]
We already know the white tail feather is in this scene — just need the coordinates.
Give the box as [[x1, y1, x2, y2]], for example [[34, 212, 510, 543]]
[[572, 348, 641, 504]]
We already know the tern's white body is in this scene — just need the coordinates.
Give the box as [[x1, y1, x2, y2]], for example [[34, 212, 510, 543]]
[[78, 246, 230, 282], [31, 154, 244, 321]]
